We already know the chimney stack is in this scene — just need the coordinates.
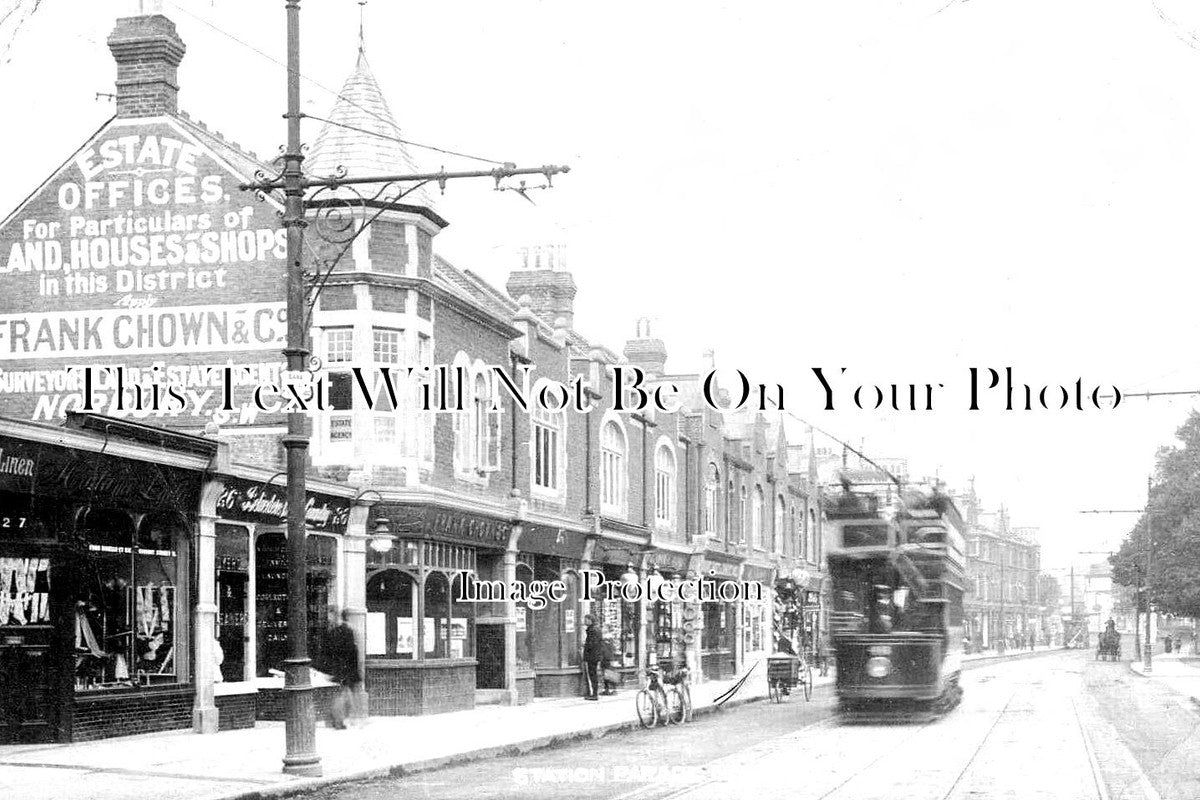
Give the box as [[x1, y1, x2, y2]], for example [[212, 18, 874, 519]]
[[506, 245, 576, 328], [623, 318, 668, 377], [108, 8, 186, 118]]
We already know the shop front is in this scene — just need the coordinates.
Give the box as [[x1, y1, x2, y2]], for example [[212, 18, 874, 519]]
[[365, 503, 509, 715], [208, 476, 351, 727], [741, 564, 775, 667], [0, 417, 214, 744], [699, 552, 742, 681], [645, 549, 694, 674], [589, 533, 650, 688], [515, 522, 587, 698]]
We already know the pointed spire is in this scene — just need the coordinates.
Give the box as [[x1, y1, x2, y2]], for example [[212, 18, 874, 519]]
[[358, 0, 367, 54], [306, 30, 435, 210]]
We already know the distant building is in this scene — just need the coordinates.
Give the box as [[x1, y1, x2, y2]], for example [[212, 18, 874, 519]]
[[956, 483, 1042, 650]]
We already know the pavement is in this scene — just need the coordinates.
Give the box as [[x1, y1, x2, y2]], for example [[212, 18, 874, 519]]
[[0, 646, 1065, 800], [1128, 650, 1200, 706]]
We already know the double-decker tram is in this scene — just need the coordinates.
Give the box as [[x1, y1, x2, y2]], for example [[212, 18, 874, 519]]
[[827, 483, 967, 722]]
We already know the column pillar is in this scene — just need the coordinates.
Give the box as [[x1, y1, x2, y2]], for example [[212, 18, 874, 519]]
[[503, 522, 521, 705], [193, 477, 225, 733], [345, 502, 370, 711], [636, 555, 649, 669]]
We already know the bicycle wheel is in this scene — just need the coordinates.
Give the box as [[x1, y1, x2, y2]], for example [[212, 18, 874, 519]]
[[803, 664, 813, 701], [635, 689, 658, 728], [665, 686, 685, 724]]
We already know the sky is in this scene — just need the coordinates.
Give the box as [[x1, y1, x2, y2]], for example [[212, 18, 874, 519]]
[[2, 0, 1200, 571]]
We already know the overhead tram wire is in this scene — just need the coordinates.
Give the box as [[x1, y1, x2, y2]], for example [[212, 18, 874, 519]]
[[162, 1, 506, 166], [299, 113, 506, 166], [755, 395, 905, 491]]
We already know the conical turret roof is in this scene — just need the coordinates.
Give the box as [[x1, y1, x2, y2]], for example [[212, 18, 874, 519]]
[[307, 48, 435, 209]]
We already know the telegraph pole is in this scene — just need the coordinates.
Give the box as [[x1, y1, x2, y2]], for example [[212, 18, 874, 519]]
[[1080, 475, 1156, 672], [242, 1, 568, 776]]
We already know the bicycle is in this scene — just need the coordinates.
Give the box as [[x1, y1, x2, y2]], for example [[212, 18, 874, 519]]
[[635, 666, 691, 727], [667, 666, 693, 723]]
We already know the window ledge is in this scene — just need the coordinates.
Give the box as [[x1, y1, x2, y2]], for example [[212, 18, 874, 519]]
[[531, 485, 566, 503], [455, 468, 490, 487]]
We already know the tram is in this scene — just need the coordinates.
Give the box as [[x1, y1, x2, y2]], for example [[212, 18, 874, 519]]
[[826, 482, 967, 722]]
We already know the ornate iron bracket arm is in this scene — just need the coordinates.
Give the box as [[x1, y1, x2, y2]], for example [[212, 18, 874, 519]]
[[237, 161, 571, 349], [299, 176, 438, 331]]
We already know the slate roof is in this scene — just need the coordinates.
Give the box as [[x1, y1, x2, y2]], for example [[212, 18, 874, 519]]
[[306, 48, 435, 210]]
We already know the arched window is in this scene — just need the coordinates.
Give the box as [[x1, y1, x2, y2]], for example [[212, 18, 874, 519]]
[[601, 421, 627, 514], [366, 569, 416, 658], [704, 464, 719, 534], [791, 504, 798, 559], [654, 445, 676, 526], [424, 573, 451, 659], [727, 480, 734, 543], [751, 486, 764, 548], [454, 367, 499, 477], [775, 496, 785, 554], [532, 406, 564, 492], [739, 485, 747, 544], [808, 508, 818, 562]]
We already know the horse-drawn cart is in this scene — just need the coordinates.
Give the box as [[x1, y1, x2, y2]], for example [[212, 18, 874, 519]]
[[1096, 628, 1121, 661], [767, 655, 813, 702]]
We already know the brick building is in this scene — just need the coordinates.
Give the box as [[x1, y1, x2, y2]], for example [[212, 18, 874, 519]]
[[956, 483, 1042, 651], [0, 7, 818, 740]]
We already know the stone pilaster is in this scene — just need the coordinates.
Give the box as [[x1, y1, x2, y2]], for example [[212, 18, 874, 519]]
[[192, 477, 224, 733], [345, 501, 371, 706]]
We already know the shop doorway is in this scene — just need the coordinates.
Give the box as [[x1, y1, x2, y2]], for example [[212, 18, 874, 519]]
[[0, 553, 59, 743]]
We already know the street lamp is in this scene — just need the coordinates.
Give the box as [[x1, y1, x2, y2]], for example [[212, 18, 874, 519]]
[[240, 1, 567, 775], [352, 489, 392, 553]]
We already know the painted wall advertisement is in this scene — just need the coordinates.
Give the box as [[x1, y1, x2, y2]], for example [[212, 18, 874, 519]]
[[0, 119, 288, 426]]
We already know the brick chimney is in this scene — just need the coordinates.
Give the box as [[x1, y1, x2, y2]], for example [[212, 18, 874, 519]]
[[107, 7, 186, 118], [505, 245, 576, 328], [623, 318, 668, 377]]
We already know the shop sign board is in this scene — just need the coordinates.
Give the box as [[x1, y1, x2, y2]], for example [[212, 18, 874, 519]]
[[0, 434, 199, 511], [648, 549, 691, 575], [518, 523, 585, 558], [215, 477, 350, 535], [743, 565, 775, 585], [0, 119, 288, 427], [701, 552, 741, 580], [381, 504, 510, 548]]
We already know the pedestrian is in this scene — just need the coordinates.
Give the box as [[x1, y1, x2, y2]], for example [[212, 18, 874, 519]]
[[601, 636, 620, 695], [583, 614, 603, 700], [317, 608, 363, 729]]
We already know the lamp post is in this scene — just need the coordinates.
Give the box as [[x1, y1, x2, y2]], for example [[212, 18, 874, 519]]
[[241, 1, 567, 775]]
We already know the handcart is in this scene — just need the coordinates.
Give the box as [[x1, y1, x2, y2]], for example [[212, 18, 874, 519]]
[[767, 654, 813, 702]]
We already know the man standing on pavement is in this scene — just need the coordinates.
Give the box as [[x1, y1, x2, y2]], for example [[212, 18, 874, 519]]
[[318, 608, 363, 728], [583, 614, 603, 700]]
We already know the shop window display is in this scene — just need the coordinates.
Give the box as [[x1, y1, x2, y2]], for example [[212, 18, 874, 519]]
[[515, 559, 534, 671], [74, 509, 184, 691], [0, 556, 51, 630], [365, 540, 475, 661], [215, 525, 249, 682], [255, 532, 338, 677], [365, 569, 415, 658]]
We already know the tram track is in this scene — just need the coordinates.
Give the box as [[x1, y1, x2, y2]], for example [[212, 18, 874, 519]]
[[620, 658, 1075, 800]]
